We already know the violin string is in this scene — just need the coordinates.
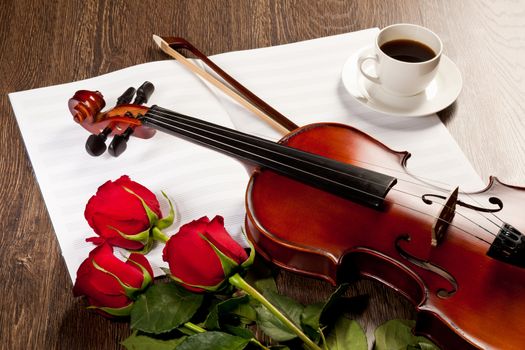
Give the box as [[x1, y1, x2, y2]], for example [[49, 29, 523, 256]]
[[144, 109, 499, 242], [148, 108, 444, 197], [145, 110, 405, 199], [456, 194, 507, 235], [346, 157, 509, 241], [332, 157, 507, 232], [304, 153, 507, 238], [143, 110, 498, 244], [246, 132, 507, 235]]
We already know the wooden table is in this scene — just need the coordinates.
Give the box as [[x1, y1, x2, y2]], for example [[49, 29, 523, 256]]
[[1, 1, 524, 348]]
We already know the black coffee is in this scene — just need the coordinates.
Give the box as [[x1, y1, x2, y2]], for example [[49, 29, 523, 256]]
[[380, 39, 436, 63]]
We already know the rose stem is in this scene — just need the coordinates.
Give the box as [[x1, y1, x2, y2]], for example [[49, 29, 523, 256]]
[[229, 273, 322, 350], [183, 321, 269, 350], [319, 328, 329, 350], [152, 226, 169, 243], [249, 338, 270, 350], [183, 322, 205, 333]]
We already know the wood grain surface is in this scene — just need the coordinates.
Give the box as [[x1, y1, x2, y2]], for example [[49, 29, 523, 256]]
[[1, 0, 524, 349]]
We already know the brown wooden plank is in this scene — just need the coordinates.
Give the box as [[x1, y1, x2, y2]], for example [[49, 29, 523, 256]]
[[1, 1, 524, 348]]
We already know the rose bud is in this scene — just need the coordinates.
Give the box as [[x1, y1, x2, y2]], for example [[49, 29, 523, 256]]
[[85, 175, 173, 252], [73, 243, 153, 317], [162, 216, 253, 292]]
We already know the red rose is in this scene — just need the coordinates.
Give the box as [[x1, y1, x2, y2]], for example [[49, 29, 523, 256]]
[[73, 243, 153, 317], [85, 175, 173, 251], [162, 216, 251, 292]]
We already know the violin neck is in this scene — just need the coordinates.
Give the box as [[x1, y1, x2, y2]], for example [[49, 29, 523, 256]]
[[142, 105, 397, 208]]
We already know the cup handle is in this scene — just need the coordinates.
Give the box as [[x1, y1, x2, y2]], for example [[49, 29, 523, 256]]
[[357, 55, 381, 84]]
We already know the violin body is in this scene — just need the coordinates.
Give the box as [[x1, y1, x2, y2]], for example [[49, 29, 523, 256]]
[[245, 122, 525, 350]]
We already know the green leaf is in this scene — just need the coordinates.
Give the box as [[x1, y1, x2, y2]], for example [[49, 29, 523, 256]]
[[254, 290, 305, 342], [156, 191, 175, 230], [230, 301, 257, 324], [374, 319, 440, 350], [176, 331, 250, 350], [301, 302, 324, 332], [204, 294, 251, 330], [110, 225, 151, 242], [325, 317, 367, 350], [253, 276, 278, 294], [222, 324, 254, 339], [240, 235, 255, 269], [265, 290, 305, 328], [87, 302, 135, 317], [130, 283, 204, 334], [301, 302, 324, 342], [121, 331, 186, 350], [319, 284, 350, 324], [301, 283, 350, 341], [254, 305, 296, 342]]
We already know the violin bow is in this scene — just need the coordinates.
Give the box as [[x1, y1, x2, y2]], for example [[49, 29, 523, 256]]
[[152, 35, 299, 134]]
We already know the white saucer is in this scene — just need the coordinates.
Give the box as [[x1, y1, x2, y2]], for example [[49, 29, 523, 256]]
[[341, 46, 462, 117]]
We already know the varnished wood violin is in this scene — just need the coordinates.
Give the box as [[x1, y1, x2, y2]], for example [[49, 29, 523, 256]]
[[69, 44, 525, 348]]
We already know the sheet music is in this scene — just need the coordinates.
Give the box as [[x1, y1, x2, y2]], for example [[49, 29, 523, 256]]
[[9, 61, 249, 280], [9, 28, 484, 281]]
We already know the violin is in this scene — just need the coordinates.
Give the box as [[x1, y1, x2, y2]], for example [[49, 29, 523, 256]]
[[70, 84, 525, 349]]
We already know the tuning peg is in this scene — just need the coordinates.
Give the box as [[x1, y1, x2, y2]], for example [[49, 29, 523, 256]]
[[133, 81, 155, 105], [85, 126, 112, 156], [116, 87, 136, 105], [108, 127, 134, 157]]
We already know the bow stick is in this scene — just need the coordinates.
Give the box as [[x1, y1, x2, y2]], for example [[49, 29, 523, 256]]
[[152, 35, 298, 134]]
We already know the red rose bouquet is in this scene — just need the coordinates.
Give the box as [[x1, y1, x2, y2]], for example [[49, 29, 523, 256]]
[[73, 176, 439, 350]]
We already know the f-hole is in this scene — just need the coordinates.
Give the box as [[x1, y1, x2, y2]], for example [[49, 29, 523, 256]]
[[395, 235, 458, 298], [422, 193, 503, 213]]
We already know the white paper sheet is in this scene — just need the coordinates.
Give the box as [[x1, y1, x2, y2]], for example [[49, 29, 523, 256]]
[[9, 61, 249, 280], [9, 28, 484, 281]]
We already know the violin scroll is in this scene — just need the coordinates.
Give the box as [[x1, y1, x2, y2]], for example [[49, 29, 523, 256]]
[[69, 90, 106, 124], [70, 82, 156, 157]]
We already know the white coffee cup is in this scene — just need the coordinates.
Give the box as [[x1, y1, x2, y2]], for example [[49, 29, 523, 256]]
[[358, 23, 443, 96]]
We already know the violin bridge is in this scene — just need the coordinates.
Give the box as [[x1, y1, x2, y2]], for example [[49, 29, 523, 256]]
[[431, 186, 459, 247]]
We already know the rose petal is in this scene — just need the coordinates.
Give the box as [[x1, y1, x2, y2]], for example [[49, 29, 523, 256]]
[[91, 244, 146, 288], [163, 217, 225, 288], [88, 213, 146, 250], [73, 246, 131, 309], [115, 176, 162, 217], [127, 253, 154, 279], [84, 176, 161, 237], [203, 216, 248, 264], [88, 185, 148, 222]]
